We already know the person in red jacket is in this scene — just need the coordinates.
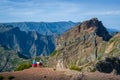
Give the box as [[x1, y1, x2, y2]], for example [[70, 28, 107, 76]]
[[39, 60, 43, 67]]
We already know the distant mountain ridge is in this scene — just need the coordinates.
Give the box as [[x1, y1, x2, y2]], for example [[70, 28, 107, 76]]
[[0, 21, 119, 36], [0, 21, 76, 36], [107, 28, 119, 36]]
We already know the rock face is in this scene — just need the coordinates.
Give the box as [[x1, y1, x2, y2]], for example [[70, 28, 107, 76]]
[[105, 33, 120, 56], [49, 18, 120, 74], [56, 18, 111, 49], [49, 18, 112, 69], [0, 25, 55, 58], [0, 45, 25, 72]]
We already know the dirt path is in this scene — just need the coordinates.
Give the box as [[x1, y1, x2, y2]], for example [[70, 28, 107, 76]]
[[0, 68, 120, 80]]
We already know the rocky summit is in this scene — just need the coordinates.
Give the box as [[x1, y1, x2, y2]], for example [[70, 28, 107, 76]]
[[48, 18, 120, 73]]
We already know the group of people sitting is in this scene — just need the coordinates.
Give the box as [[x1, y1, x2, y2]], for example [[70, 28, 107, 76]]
[[32, 59, 43, 67]]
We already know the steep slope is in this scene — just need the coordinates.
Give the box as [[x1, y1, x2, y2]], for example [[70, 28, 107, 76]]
[[0, 45, 25, 72], [105, 33, 120, 56], [95, 34, 120, 74], [49, 18, 112, 69], [0, 25, 55, 58], [0, 21, 76, 35]]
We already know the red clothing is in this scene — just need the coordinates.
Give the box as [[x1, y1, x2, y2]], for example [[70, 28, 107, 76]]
[[39, 62, 43, 66], [32, 64, 37, 67]]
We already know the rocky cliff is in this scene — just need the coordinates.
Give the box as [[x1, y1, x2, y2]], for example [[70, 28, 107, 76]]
[[49, 18, 113, 70], [0, 25, 55, 58]]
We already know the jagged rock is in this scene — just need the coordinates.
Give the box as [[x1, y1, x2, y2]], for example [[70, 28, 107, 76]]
[[96, 57, 120, 75], [96, 60, 113, 73], [51, 18, 112, 68]]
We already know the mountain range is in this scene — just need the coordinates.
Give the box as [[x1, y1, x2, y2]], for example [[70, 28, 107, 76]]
[[0, 21, 76, 57], [0, 19, 120, 73], [0, 21, 118, 36], [0, 22, 76, 72], [0, 21, 76, 36]]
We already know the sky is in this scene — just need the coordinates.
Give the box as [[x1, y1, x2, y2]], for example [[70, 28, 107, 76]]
[[0, 0, 120, 30]]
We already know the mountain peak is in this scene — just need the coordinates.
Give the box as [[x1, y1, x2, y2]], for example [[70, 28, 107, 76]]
[[50, 18, 113, 69], [77, 18, 111, 41], [56, 18, 111, 49], [85, 17, 99, 23], [80, 18, 101, 30], [90, 17, 98, 21]]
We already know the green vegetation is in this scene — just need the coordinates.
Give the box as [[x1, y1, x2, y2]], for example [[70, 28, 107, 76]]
[[8, 76, 15, 80], [69, 65, 82, 71], [15, 63, 31, 71], [97, 53, 104, 60], [50, 50, 57, 56], [0, 76, 4, 80]]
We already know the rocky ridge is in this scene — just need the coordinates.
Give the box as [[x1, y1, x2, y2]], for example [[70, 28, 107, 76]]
[[49, 18, 120, 73]]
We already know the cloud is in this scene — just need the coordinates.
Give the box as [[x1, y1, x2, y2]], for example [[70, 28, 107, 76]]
[[82, 10, 120, 16], [0, 0, 120, 23], [0, 0, 120, 31], [0, 0, 81, 17]]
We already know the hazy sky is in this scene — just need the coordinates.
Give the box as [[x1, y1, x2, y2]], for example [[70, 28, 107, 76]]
[[0, 0, 120, 30]]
